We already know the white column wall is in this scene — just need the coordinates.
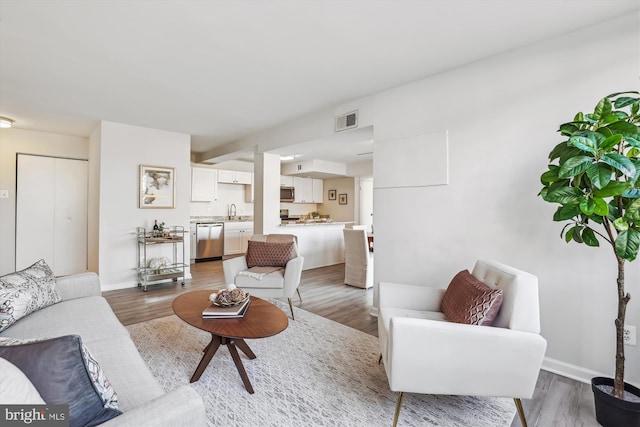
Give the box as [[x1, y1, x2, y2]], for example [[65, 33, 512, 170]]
[[96, 121, 191, 290]]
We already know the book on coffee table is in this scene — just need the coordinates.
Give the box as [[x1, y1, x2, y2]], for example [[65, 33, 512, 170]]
[[202, 298, 250, 319]]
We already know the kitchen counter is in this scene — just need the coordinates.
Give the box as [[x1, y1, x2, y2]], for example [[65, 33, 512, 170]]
[[280, 221, 350, 226], [190, 216, 253, 223], [273, 222, 347, 270]]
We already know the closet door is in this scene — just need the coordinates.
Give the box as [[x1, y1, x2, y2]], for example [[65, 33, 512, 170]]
[[16, 154, 88, 275]]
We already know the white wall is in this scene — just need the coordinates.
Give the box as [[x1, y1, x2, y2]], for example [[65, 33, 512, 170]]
[[322, 177, 356, 222], [372, 14, 640, 385], [0, 128, 89, 275], [94, 121, 191, 290]]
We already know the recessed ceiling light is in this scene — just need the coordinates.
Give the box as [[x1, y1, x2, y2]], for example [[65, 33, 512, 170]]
[[0, 116, 14, 128], [280, 155, 296, 161]]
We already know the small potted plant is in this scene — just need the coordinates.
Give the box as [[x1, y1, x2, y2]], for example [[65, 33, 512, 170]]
[[539, 91, 640, 426]]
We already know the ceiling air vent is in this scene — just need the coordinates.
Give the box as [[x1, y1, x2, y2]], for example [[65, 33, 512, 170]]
[[335, 110, 358, 132]]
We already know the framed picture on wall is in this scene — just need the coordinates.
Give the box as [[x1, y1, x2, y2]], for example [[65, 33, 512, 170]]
[[338, 193, 347, 205], [328, 189, 337, 200], [139, 165, 176, 209]]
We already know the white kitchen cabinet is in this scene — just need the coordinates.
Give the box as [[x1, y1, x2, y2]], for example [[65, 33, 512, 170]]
[[224, 222, 254, 255], [293, 177, 313, 203], [280, 175, 294, 187], [218, 169, 252, 185], [191, 167, 218, 201], [312, 178, 323, 203]]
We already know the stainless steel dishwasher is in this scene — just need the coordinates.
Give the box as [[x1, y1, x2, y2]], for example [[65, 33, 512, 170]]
[[195, 222, 224, 261]]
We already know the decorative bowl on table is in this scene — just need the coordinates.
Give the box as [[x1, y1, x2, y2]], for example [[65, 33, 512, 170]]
[[209, 287, 249, 307]]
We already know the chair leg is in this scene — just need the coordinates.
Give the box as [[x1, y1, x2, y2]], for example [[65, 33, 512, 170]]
[[514, 398, 527, 427], [287, 298, 295, 320], [297, 288, 302, 302], [393, 392, 404, 427]]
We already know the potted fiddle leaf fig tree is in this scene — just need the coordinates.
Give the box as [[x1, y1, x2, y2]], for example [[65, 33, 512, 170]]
[[539, 91, 640, 426]]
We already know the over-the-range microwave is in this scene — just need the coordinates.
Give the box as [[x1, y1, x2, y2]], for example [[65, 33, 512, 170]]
[[280, 186, 295, 202]]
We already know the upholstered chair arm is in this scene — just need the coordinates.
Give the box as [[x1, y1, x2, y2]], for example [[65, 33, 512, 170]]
[[386, 317, 547, 398], [283, 256, 304, 298], [379, 281, 445, 312], [222, 256, 248, 285]]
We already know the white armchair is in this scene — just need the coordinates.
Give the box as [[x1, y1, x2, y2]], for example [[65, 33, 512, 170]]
[[223, 234, 304, 319], [378, 259, 547, 427], [343, 228, 374, 289]]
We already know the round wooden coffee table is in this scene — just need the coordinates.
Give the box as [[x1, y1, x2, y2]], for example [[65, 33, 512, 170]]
[[172, 290, 288, 394]]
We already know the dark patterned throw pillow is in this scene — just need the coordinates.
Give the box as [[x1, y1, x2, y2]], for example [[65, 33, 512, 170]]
[[440, 270, 504, 326], [0, 259, 61, 332], [246, 241, 296, 268]]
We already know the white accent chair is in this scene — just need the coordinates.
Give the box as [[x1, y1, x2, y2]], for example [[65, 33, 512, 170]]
[[222, 234, 304, 319], [378, 259, 547, 427], [343, 228, 374, 289]]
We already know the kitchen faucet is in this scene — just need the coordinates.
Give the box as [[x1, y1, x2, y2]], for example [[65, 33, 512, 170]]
[[229, 203, 237, 220]]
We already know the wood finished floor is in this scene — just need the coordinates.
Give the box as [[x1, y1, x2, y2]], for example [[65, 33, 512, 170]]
[[103, 261, 598, 427]]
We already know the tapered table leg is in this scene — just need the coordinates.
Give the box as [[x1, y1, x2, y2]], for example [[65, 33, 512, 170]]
[[234, 339, 256, 359], [190, 334, 222, 383], [227, 339, 255, 394]]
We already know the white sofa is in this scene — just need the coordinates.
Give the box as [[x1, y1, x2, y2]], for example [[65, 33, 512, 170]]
[[0, 272, 206, 426]]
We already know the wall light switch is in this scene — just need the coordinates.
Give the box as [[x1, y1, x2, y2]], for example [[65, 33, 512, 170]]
[[0, 190, 8, 199]]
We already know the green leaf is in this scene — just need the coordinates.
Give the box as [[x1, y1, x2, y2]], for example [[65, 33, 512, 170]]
[[574, 112, 584, 122], [540, 166, 560, 184], [586, 163, 612, 189], [614, 96, 639, 108], [582, 228, 599, 247], [616, 229, 640, 261], [626, 135, 640, 149], [594, 98, 612, 120], [553, 203, 581, 221], [559, 123, 578, 136], [568, 135, 597, 154], [572, 226, 584, 243], [614, 217, 629, 231], [558, 156, 593, 178], [580, 198, 596, 215], [623, 189, 640, 198], [593, 181, 630, 198], [606, 121, 640, 138], [601, 153, 636, 177], [548, 141, 569, 161], [546, 186, 583, 204], [624, 198, 640, 222], [633, 102, 639, 115], [565, 226, 575, 242], [599, 134, 623, 151], [593, 197, 609, 216]]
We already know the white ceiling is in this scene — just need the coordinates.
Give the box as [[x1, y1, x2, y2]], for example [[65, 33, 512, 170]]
[[1, 1, 638, 165]]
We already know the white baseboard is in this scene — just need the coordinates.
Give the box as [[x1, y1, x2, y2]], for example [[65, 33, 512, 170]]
[[542, 356, 640, 389], [100, 273, 193, 293], [542, 357, 603, 385]]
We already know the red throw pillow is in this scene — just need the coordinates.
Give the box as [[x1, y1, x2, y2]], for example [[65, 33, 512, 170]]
[[440, 270, 504, 326], [245, 241, 296, 268]]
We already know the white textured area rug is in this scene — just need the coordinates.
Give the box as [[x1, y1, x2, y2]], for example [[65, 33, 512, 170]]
[[126, 301, 515, 427]]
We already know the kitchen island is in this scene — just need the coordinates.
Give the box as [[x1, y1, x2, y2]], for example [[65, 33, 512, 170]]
[[274, 222, 349, 270]]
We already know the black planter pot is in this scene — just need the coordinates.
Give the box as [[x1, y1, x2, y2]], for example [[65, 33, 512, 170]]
[[592, 377, 640, 426]]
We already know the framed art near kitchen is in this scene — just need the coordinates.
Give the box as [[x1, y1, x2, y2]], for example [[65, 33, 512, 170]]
[[328, 189, 337, 200], [338, 193, 347, 205], [139, 165, 175, 209]]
